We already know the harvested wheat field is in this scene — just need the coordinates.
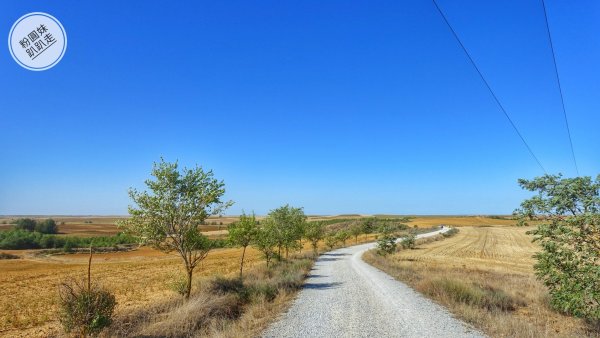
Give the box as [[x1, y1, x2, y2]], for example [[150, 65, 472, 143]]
[[409, 216, 517, 228], [0, 246, 264, 338], [365, 226, 599, 338]]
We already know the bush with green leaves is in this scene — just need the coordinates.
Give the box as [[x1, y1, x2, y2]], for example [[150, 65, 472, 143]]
[[0, 230, 137, 250], [35, 218, 58, 234], [14, 218, 37, 232], [376, 236, 396, 256], [400, 232, 416, 250], [515, 174, 600, 321]]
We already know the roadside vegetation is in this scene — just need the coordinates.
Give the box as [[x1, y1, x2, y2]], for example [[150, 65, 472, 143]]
[[0, 230, 137, 250], [364, 225, 599, 337]]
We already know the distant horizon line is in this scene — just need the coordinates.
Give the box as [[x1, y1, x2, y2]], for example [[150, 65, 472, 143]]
[[0, 213, 514, 218]]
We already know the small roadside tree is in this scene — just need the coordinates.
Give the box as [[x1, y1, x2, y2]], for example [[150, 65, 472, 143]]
[[335, 230, 350, 246], [228, 212, 258, 279], [304, 221, 326, 256], [118, 159, 232, 299], [361, 218, 375, 240], [376, 225, 398, 256], [324, 233, 338, 250], [400, 231, 416, 250], [254, 219, 278, 268], [268, 205, 306, 259], [515, 174, 600, 320], [349, 223, 362, 244]]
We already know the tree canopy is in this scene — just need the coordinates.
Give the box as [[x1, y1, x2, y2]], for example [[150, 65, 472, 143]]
[[119, 159, 232, 298], [515, 174, 600, 320]]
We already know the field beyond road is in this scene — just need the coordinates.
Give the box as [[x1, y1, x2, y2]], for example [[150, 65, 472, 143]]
[[364, 226, 599, 338]]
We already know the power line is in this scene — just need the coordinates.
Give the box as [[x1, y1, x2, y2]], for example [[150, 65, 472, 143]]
[[432, 0, 547, 174], [540, 0, 579, 176]]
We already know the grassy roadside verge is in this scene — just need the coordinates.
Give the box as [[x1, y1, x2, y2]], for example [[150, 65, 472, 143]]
[[102, 255, 314, 338], [363, 227, 599, 338], [100, 233, 381, 338]]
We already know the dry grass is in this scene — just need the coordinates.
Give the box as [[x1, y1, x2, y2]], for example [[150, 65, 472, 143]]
[[408, 216, 517, 228], [0, 246, 265, 337], [102, 257, 313, 338], [364, 226, 600, 338]]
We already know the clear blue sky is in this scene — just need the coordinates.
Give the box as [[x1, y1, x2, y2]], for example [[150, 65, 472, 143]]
[[1, 1, 599, 215]]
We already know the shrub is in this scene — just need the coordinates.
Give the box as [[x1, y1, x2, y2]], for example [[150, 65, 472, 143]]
[[400, 232, 416, 249], [58, 249, 116, 336], [35, 218, 58, 234], [14, 218, 36, 232], [442, 227, 459, 238], [59, 280, 116, 336], [167, 274, 188, 297], [515, 174, 600, 320]]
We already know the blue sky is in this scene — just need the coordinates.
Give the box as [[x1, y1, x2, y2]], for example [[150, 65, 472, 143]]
[[1, 0, 599, 215]]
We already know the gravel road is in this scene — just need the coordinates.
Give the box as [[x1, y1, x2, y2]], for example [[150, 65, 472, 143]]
[[263, 228, 486, 338]]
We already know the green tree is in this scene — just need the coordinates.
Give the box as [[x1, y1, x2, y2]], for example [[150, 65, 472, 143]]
[[349, 223, 362, 244], [254, 219, 278, 268], [515, 174, 600, 320], [361, 218, 375, 240], [35, 218, 58, 234], [267, 205, 307, 259], [228, 212, 258, 279], [118, 159, 232, 299], [335, 230, 350, 246], [14, 218, 36, 232], [324, 233, 338, 250], [376, 225, 398, 256], [304, 221, 326, 256], [400, 231, 416, 249]]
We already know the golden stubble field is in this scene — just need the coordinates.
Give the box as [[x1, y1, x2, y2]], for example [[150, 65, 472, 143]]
[[365, 226, 597, 337], [0, 246, 265, 337]]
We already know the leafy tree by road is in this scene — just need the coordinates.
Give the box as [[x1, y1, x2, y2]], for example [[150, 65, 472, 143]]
[[267, 205, 307, 259], [304, 221, 326, 256], [515, 174, 600, 320], [254, 219, 279, 267], [349, 223, 362, 244], [228, 212, 258, 279], [119, 159, 232, 299]]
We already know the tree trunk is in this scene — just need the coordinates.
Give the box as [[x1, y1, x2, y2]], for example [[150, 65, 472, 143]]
[[185, 267, 193, 299], [240, 246, 247, 279]]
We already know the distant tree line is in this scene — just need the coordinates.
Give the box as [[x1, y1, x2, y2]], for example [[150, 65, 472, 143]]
[[13, 218, 59, 234]]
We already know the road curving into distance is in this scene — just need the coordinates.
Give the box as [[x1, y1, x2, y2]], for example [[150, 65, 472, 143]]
[[263, 227, 486, 338]]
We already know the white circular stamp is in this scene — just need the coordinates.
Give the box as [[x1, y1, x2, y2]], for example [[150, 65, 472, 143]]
[[8, 12, 67, 71]]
